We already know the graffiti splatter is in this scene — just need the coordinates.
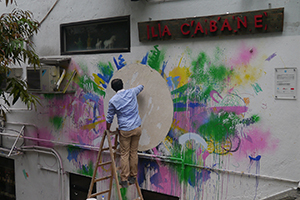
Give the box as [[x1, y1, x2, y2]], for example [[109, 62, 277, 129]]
[[147, 45, 165, 72], [265, 53, 277, 61], [36, 43, 280, 200]]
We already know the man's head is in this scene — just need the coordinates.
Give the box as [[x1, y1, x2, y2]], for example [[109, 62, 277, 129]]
[[111, 78, 123, 92]]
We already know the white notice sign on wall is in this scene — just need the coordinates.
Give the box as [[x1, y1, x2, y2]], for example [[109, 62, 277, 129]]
[[275, 68, 297, 100]]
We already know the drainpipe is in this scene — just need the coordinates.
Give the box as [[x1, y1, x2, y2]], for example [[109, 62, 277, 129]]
[[3, 129, 299, 186]]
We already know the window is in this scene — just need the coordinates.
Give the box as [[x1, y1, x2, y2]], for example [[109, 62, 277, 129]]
[[141, 189, 179, 200], [0, 157, 15, 200], [69, 173, 95, 200], [60, 16, 130, 55]]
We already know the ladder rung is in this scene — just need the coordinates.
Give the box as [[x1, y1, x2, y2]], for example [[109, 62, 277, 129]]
[[95, 175, 112, 182], [98, 161, 112, 167], [116, 166, 121, 171], [102, 147, 110, 151], [102, 146, 117, 151], [109, 131, 118, 135], [90, 190, 110, 198], [113, 148, 120, 153]]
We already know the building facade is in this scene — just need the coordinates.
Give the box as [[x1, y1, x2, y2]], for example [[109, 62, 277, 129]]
[[0, 0, 300, 199]]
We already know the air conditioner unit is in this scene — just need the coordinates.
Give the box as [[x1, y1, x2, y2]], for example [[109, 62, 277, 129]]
[[27, 65, 61, 93], [0, 68, 23, 90]]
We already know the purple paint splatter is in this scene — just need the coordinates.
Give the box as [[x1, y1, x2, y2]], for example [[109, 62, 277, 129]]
[[265, 53, 277, 61]]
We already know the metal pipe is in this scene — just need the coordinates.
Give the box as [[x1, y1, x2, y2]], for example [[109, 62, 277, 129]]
[[6, 121, 38, 129], [38, 164, 58, 173], [7, 104, 33, 111], [137, 152, 299, 184], [0, 132, 21, 137], [261, 187, 296, 199], [4, 128, 298, 190], [0, 147, 21, 156], [22, 136, 99, 151]]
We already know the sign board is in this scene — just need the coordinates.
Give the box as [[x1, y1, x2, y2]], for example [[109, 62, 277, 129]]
[[138, 8, 284, 42], [275, 68, 297, 100]]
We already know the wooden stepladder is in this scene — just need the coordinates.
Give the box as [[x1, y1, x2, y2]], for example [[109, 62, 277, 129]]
[[87, 130, 144, 200]]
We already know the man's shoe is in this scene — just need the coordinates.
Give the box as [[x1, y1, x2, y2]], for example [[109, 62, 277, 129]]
[[120, 180, 128, 188], [128, 176, 136, 185]]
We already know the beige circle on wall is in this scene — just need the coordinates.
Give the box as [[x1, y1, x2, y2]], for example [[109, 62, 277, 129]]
[[104, 63, 173, 151]]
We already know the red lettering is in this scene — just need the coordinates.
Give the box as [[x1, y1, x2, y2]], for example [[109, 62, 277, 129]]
[[237, 16, 247, 29], [151, 26, 158, 38], [191, 20, 194, 26], [194, 22, 204, 34], [158, 23, 162, 38], [181, 23, 190, 35], [221, 19, 232, 31], [254, 15, 263, 28], [210, 20, 218, 32], [162, 25, 171, 36]]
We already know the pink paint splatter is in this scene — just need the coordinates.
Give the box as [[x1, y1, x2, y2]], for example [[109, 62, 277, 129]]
[[210, 106, 248, 115], [150, 164, 181, 197], [174, 107, 207, 133], [229, 43, 257, 67], [69, 59, 83, 75], [30, 127, 55, 148], [237, 126, 279, 159]]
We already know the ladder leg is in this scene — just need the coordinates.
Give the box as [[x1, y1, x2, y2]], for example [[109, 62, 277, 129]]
[[87, 131, 107, 198], [135, 179, 144, 200], [107, 132, 123, 200]]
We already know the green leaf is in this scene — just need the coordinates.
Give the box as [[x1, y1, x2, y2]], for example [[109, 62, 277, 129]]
[[0, 7, 40, 110]]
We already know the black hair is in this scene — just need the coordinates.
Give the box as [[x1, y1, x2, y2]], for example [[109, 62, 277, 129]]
[[111, 78, 123, 92]]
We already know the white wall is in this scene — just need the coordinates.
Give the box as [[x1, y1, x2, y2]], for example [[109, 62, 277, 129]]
[[1, 0, 300, 199]]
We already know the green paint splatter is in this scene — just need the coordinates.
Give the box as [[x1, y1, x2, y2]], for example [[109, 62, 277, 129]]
[[98, 61, 114, 80], [170, 51, 234, 112], [190, 52, 209, 85], [78, 75, 105, 96], [252, 114, 260, 123], [78, 161, 94, 177], [251, 83, 263, 95], [190, 51, 233, 94], [198, 112, 239, 142], [147, 45, 165, 72], [67, 145, 82, 152], [213, 46, 222, 62], [50, 116, 63, 130], [120, 187, 128, 200], [169, 146, 200, 185], [240, 114, 260, 126]]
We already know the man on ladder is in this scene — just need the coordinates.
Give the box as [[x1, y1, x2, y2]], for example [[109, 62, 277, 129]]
[[106, 78, 144, 188]]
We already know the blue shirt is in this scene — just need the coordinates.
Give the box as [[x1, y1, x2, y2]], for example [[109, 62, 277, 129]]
[[106, 85, 144, 131]]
